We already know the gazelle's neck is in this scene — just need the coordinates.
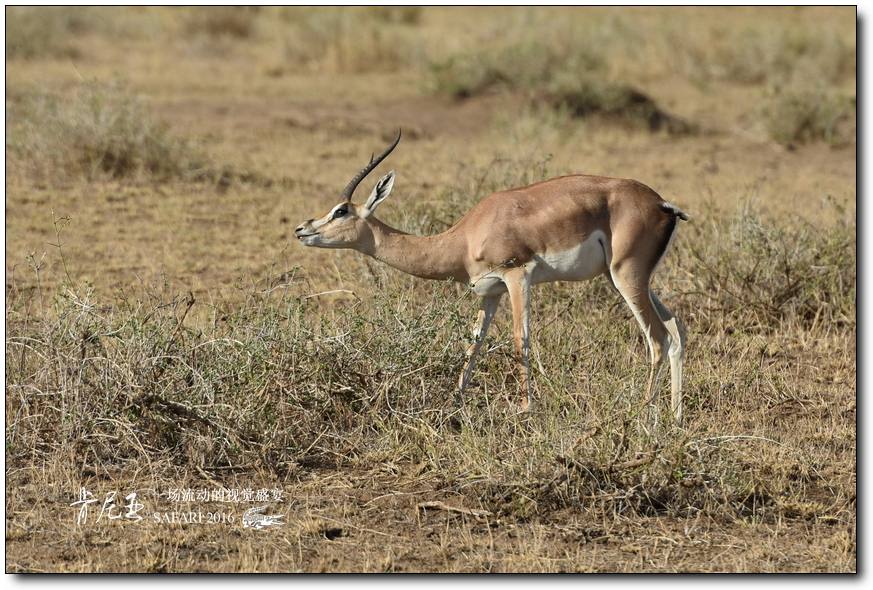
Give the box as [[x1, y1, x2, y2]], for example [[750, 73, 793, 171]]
[[365, 218, 469, 283]]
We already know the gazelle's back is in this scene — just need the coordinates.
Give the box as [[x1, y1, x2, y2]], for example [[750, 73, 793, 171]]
[[455, 175, 673, 271]]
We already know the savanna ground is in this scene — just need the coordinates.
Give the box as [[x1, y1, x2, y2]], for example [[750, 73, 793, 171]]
[[4, 6, 857, 573]]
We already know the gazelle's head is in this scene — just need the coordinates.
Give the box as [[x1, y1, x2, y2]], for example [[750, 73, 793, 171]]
[[295, 131, 400, 251]]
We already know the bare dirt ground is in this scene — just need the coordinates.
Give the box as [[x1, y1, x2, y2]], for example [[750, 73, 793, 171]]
[[5, 7, 856, 573], [6, 467, 855, 573]]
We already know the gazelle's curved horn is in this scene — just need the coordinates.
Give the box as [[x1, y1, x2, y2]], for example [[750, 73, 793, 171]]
[[339, 129, 401, 202]]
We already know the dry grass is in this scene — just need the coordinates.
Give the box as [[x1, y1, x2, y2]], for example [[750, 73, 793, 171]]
[[6, 79, 212, 183], [5, 6, 92, 59], [5, 6, 856, 573]]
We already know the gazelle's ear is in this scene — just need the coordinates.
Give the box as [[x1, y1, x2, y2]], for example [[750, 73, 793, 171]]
[[361, 170, 395, 219]]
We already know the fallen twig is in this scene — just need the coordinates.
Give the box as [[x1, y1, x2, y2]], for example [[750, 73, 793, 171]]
[[417, 500, 492, 519]]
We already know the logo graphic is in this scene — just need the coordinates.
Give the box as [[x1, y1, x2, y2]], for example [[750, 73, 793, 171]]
[[242, 505, 285, 530]]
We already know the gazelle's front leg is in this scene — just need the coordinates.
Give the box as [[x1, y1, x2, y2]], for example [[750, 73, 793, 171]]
[[504, 268, 533, 411], [457, 294, 501, 403]]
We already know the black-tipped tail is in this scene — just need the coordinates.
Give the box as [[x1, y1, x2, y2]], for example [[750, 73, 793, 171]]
[[661, 202, 689, 221]]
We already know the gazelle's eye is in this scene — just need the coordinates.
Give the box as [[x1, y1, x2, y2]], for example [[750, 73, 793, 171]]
[[333, 207, 347, 219]]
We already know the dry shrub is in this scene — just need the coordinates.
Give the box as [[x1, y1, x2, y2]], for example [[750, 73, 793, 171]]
[[427, 28, 693, 134], [365, 6, 423, 26], [183, 6, 257, 39], [545, 76, 696, 133], [762, 87, 856, 147], [279, 6, 423, 74], [664, 21, 856, 87], [684, 199, 855, 333], [429, 41, 604, 99], [5, 79, 210, 184], [5, 6, 92, 59]]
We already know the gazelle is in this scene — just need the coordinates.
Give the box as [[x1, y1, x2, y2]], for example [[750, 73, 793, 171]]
[[295, 131, 689, 425]]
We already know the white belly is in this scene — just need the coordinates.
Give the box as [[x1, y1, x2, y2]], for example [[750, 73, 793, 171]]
[[529, 231, 609, 284], [468, 231, 608, 296], [469, 273, 508, 296]]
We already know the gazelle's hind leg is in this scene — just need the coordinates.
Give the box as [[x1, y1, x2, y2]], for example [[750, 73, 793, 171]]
[[609, 264, 676, 426], [457, 294, 502, 404], [651, 291, 686, 426]]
